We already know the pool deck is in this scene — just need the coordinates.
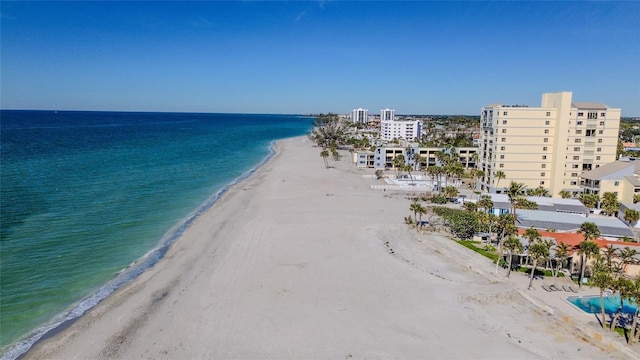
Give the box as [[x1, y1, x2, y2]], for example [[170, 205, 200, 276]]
[[502, 269, 640, 358]]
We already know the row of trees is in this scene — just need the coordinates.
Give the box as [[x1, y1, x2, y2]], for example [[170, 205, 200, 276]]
[[488, 170, 639, 225], [309, 114, 353, 169]]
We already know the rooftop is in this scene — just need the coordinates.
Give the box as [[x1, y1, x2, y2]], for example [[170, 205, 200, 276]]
[[580, 160, 640, 180], [516, 210, 634, 239], [572, 102, 608, 110]]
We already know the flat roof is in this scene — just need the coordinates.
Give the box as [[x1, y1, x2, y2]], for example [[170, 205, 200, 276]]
[[516, 210, 634, 238]]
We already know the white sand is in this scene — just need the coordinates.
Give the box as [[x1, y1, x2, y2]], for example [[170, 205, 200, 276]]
[[25, 136, 631, 359]]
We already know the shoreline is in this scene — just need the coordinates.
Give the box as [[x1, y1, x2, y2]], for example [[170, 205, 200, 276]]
[[21, 136, 635, 359], [2, 138, 286, 360]]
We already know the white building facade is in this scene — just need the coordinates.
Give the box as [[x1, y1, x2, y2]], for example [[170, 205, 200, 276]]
[[380, 108, 395, 122], [380, 108, 421, 142], [351, 108, 368, 124]]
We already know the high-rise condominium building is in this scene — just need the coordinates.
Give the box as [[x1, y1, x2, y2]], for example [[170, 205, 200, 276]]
[[380, 110, 421, 142], [478, 91, 621, 198], [380, 108, 395, 122], [351, 108, 368, 124]]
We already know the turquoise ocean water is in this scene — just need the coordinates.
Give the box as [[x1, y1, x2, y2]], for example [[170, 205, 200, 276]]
[[0, 110, 313, 358]]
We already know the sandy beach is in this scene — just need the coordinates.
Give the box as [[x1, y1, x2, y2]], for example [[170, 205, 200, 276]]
[[24, 136, 634, 359]]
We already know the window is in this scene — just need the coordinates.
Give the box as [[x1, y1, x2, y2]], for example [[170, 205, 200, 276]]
[[598, 130, 603, 134], [499, 155, 505, 159], [575, 138, 581, 143], [501, 129, 507, 133], [574, 147, 580, 151], [546, 112, 551, 116], [573, 156, 580, 160], [542, 155, 547, 160], [577, 121, 583, 125], [615, 181, 620, 186], [541, 172, 546, 177], [540, 181, 545, 185], [541, 164, 546, 168], [598, 139, 603, 143], [499, 163, 504, 168], [544, 138, 549, 142], [597, 147, 602, 152], [501, 138, 506, 142], [596, 156, 601, 160], [543, 146, 548, 151], [545, 120, 550, 125], [571, 181, 577, 185], [502, 120, 507, 124], [571, 173, 578, 177], [588, 112, 598, 119], [576, 130, 582, 134], [578, 112, 584, 117], [601, 112, 606, 117], [572, 164, 579, 169], [500, 146, 505, 150], [503, 111, 508, 116], [586, 129, 595, 136], [600, 121, 605, 126], [544, 129, 549, 134]]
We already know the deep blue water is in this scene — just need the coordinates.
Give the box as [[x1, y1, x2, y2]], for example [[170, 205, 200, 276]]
[[0, 110, 312, 358], [568, 295, 638, 314]]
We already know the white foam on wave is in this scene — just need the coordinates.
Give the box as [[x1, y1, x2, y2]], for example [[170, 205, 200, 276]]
[[0, 141, 278, 360]]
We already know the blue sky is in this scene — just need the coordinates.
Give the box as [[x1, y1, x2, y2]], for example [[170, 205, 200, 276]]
[[2, 1, 639, 115]]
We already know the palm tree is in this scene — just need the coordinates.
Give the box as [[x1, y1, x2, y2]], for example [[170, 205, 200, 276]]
[[523, 227, 541, 249], [494, 214, 517, 274], [624, 208, 639, 226], [320, 149, 330, 168], [527, 241, 550, 289], [558, 190, 571, 199], [553, 242, 571, 277], [619, 247, 639, 274], [409, 201, 421, 224], [590, 256, 614, 329], [404, 164, 414, 184], [393, 155, 406, 177], [579, 193, 600, 210], [494, 170, 506, 190], [577, 240, 601, 289], [609, 276, 633, 332], [443, 185, 458, 200], [627, 276, 640, 345], [503, 236, 523, 277], [505, 181, 527, 226], [413, 152, 423, 171], [330, 146, 339, 161], [477, 195, 494, 215], [417, 204, 427, 229], [601, 192, 619, 216], [426, 165, 441, 192]]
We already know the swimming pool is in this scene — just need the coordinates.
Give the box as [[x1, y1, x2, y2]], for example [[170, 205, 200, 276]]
[[568, 295, 638, 314]]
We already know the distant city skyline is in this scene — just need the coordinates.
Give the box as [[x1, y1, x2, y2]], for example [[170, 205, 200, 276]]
[[2, 1, 639, 116]]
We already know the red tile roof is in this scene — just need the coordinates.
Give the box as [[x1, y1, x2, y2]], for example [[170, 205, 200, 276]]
[[516, 229, 640, 254]]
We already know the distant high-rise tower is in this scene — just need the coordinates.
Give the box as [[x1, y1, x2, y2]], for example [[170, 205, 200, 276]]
[[351, 108, 368, 124], [380, 108, 395, 122]]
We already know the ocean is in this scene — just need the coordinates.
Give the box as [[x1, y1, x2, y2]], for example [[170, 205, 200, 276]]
[[0, 110, 313, 358]]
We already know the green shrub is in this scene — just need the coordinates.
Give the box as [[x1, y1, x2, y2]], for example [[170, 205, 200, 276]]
[[429, 194, 448, 204], [433, 207, 479, 239]]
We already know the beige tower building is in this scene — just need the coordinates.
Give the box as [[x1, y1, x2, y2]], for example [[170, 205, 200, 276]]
[[478, 91, 621, 198]]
